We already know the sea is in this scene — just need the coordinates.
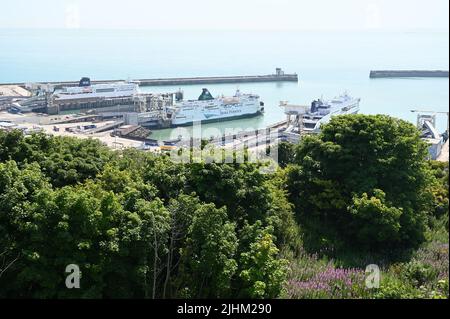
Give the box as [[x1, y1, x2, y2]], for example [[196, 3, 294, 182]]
[[0, 29, 448, 141]]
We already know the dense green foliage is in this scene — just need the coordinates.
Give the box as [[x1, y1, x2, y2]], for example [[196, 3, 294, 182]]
[[0, 131, 113, 187], [0, 131, 293, 298], [0, 113, 448, 299], [285, 115, 433, 254]]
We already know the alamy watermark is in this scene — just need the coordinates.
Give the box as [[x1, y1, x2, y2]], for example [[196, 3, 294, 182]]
[[165, 121, 281, 173], [65, 264, 80, 289], [365, 264, 380, 289]]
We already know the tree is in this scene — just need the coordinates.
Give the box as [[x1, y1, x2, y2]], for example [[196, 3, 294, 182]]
[[178, 204, 238, 298], [286, 114, 431, 253], [348, 189, 403, 248], [185, 162, 271, 224], [238, 228, 288, 298], [276, 141, 296, 168], [427, 161, 449, 220], [0, 159, 170, 298], [143, 156, 187, 202], [163, 194, 201, 298], [264, 175, 301, 251], [0, 131, 292, 299], [0, 131, 113, 187], [133, 198, 171, 299]]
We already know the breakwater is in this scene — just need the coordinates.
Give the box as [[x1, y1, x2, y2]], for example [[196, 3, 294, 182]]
[[1, 71, 298, 88], [135, 73, 298, 86], [370, 70, 449, 78]]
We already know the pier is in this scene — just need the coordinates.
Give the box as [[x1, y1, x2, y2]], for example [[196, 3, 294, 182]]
[[1, 69, 298, 88], [370, 70, 449, 78]]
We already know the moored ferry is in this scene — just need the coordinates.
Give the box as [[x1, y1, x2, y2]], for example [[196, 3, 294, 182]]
[[167, 88, 264, 126], [302, 92, 360, 132], [55, 78, 139, 101]]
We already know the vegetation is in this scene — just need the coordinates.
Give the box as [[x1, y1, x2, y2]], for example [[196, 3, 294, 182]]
[[0, 114, 448, 299], [285, 115, 432, 254]]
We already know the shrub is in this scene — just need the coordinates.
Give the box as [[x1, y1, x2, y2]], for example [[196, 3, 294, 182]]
[[287, 115, 431, 254]]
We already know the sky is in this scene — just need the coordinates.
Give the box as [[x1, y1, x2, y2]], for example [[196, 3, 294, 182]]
[[0, 0, 448, 31]]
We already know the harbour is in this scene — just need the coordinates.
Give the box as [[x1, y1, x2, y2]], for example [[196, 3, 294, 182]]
[[0, 29, 448, 157], [0, 68, 297, 128], [0, 73, 358, 137], [1, 68, 448, 161], [1, 70, 449, 164], [0, 79, 363, 149], [1, 29, 448, 136]]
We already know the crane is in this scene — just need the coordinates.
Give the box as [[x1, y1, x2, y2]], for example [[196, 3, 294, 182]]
[[410, 109, 449, 133]]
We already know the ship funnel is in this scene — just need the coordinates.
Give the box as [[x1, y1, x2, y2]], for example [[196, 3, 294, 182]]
[[79, 77, 91, 87], [175, 90, 184, 102], [311, 100, 320, 113], [198, 88, 214, 101]]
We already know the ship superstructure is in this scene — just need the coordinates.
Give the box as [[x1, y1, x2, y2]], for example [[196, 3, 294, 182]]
[[37, 77, 144, 114], [281, 92, 360, 137], [301, 93, 360, 132], [55, 79, 139, 101]]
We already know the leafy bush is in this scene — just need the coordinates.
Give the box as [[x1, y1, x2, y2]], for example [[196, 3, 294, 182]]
[[402, 261, 438, 287], [286, 115, 431, 254], [0, 131, 290, 298], [374, 275, 422, 299]]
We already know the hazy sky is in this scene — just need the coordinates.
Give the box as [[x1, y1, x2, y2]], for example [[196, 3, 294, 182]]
[[1, 0, 448, 31]]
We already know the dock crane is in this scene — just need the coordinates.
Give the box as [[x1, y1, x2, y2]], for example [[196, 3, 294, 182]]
[[410, 109, 449, 133]]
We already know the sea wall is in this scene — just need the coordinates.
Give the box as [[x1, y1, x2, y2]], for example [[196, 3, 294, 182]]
[[370, 70, 449, 78], [1, 73, 299, 88]]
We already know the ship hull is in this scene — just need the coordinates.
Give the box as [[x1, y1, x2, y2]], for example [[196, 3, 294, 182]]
[[141, 110, 264, 129], [169, 110, 264, 127]]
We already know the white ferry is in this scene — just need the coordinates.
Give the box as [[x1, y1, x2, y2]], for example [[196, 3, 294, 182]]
[[167, 88, 264, 126], [55, 78, 139, 101], [301, 93, 360, 132]]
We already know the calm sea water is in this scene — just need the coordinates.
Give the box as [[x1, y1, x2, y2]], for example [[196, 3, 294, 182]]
[[0, 29, 448, 140]]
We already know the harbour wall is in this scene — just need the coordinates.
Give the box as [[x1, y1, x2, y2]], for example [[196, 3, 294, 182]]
[[1, 73, 299, 88], [370, 70, 449, 78]]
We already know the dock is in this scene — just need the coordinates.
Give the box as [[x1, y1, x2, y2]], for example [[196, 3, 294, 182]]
[[1, 69, 298, 88], [370, 70, 449, 78]]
